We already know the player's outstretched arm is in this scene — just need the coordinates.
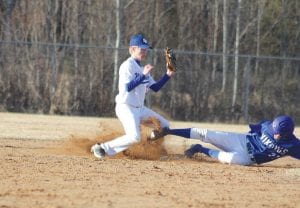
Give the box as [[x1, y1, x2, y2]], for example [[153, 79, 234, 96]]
[[289, 144, 300, 159], [149, 74, 170, 92]]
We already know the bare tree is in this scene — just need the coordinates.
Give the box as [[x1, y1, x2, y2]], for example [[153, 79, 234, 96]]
[[47, 0, 60, 113], [212, 0, 219, 83], [0, 0, 18, 40], [232, 0, 242, 109], [73, 2, 79, 102], [242, 57, 251, 122], [221, 0, 228, 93], [255, 0, 265, 75], [113, 0, 122, 98]]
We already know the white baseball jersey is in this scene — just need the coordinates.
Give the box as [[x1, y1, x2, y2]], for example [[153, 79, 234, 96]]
[[115, 57, 155, 107]]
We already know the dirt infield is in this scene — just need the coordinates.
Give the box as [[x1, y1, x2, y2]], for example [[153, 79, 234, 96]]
[[0, 112, 300, 208]]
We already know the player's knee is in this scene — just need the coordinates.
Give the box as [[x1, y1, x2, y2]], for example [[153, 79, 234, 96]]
[[190, 128, 207, 141], [220, 152, 252, 165]]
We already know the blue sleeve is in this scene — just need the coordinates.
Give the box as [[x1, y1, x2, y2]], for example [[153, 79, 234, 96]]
[[149, 74, 170, 92], [248, 120, 269, 134], [289, 144, 300, 159], [126, 74, 145, 92]]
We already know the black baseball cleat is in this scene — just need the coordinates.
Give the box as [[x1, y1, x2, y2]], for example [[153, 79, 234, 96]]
[[148, 127, 169, 141], [90, 143, 106, 160], [184, 144, 203, 158]]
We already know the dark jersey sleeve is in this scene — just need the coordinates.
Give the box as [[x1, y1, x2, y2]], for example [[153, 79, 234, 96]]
[[288, 143, 300, 159], [253, 152, 277, 164], [126, 74, 146, 92], [248, 120, 268, 135], [149, 74, 170, 92]]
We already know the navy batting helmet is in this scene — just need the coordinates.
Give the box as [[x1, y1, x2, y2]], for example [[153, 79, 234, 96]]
[[272, 115, 295, 137]]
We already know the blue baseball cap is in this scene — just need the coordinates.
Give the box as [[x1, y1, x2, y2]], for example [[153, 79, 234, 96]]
[[129, 34, 152, 49], [272, 115, 295, 136]]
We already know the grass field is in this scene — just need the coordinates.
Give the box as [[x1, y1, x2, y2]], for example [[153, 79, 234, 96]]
[[0, 112, 299, 208]]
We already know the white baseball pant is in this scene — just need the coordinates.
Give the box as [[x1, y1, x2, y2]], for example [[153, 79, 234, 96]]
[[190, 128, 255, 165], [101, 103, 169, 156]]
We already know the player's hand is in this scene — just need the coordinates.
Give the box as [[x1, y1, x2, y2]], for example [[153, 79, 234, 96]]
[[166, 68, 175, 77], [143, 64, 153, 75]]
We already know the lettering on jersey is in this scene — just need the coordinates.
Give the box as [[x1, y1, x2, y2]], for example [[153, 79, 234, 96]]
[[260, 134, 289, 155]]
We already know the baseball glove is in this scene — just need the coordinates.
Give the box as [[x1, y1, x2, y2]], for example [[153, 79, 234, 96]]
[[165, 47, 177, 72]]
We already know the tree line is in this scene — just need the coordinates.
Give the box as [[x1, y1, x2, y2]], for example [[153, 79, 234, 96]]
[[0, 0, 299, 123]]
